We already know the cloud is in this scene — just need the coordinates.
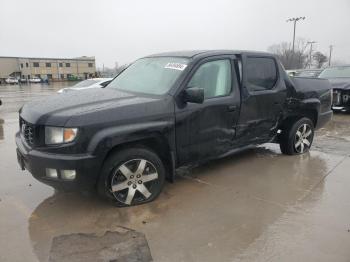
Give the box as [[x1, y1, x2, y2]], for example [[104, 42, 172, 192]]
[[1, 0, 349, 67]]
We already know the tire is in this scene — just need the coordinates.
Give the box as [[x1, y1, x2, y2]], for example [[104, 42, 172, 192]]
[[279, 117, 314, 155], [97, 147, 165, 207]]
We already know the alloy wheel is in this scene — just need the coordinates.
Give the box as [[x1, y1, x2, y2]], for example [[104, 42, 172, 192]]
[[110, 159, 159, 205], [294, 123, 313, 153]]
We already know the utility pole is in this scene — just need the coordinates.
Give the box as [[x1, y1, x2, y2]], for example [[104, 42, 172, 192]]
[[286, 17, 306, 54], [328, 45, 333, 67], [307, 41, 316, 68]]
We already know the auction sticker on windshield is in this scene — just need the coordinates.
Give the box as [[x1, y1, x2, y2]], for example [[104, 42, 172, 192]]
[[165, 63, 187, 71]]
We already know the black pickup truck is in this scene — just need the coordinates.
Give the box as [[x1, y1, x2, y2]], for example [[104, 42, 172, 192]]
[[16, 50, 332, 206]]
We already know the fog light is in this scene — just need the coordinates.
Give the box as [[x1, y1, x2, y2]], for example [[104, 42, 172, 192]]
[[46, 168, 58, 179], [61, 170, 76, 180]]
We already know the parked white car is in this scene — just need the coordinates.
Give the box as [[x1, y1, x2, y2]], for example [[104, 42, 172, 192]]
[[57, 78, 113, 93], [29, 77, 42, 83], [5, 77, 18, 84]]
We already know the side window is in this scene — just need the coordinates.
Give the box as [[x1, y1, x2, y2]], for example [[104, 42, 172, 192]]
[[246, 57, 277, 92], [188, 60, 232, 99]]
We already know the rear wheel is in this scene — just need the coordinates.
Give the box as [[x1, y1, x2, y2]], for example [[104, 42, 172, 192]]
[[98, 147, 165, 206], [279, 117, 314, 155]]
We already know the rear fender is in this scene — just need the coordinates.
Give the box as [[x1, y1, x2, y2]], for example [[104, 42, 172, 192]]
[[282, 98, 320, 128], [299, 98, 320, 114]]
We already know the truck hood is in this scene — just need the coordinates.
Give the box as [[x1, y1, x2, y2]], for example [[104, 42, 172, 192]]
[[328, 78, 350, 90], [20, 88, 165, 126]]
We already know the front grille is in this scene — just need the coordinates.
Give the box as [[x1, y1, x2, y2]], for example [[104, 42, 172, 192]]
[[20, 118, 36, 146]]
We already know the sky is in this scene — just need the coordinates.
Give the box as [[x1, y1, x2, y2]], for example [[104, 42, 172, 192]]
[[0, 0, 349, 68]]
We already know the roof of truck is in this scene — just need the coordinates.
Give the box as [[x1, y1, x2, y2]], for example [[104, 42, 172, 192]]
[[147, 50, 271, 59]]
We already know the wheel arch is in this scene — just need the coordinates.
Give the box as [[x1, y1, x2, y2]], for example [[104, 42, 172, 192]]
[[97, 134, 176, 184], [87, 121, 176, 183], [281, 99, 320, 129]]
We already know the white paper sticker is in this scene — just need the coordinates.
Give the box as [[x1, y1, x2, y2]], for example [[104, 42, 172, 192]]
[[164, 62, 188, 71]]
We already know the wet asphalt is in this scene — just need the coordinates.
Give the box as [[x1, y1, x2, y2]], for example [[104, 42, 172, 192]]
[[0, 83, 350, 262]]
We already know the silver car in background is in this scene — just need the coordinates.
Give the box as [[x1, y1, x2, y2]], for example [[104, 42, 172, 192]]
[[319, 66, 350, 111]]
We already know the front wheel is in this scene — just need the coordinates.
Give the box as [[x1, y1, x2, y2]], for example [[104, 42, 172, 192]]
[[98, 147, 165, 207], [279, 117, 315, 155]]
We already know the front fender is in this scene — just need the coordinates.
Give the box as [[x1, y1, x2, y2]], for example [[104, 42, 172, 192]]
[[87, 120, 175, 156]]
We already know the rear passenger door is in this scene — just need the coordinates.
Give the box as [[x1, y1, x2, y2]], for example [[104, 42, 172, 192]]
[[236, 55, 286, 143]]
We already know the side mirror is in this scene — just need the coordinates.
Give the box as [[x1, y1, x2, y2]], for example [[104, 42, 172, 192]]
[[183, 87, 204, 104]]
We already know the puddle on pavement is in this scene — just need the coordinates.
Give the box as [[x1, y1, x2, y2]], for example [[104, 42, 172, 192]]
[[27, 145, 343, 262], [28, 191, 171, 261], [314, 113, 350, 156], [233, 156, 350, 262]]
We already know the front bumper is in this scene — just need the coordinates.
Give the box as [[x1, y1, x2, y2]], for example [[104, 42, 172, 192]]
[[15, 132, 103, 192], [332, 106, 350, 112], [332, 89, 350, 111]]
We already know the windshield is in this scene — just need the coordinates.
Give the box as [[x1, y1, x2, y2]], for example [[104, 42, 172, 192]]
[[107, 57, 189, 95], [319, 66, 350, 78], [74, 80, 100, 87]]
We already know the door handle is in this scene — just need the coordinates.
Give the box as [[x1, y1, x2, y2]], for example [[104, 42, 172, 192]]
[[228, 105, 237, 112]]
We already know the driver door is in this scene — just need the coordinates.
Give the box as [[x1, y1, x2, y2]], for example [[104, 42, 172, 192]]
[[175, 57, 241, 165]]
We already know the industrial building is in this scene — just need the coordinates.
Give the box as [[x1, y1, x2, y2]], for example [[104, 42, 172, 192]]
[[0, 56, 96, 81]]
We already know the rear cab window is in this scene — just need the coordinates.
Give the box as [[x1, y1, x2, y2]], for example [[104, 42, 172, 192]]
[[246, 57, 278, 92]]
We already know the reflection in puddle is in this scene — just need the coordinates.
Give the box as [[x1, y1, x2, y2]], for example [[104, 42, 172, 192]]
[[28, 191, 168, 261], [28, 147, 335, 262]]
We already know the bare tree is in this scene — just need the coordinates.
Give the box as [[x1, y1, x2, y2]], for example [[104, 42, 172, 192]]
[[268, 38, 309, 69], [313, 52, 328, 68], [115, 63, 129, 74]]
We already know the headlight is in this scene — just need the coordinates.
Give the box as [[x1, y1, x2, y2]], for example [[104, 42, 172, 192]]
[[45, 127, 78, 145]]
